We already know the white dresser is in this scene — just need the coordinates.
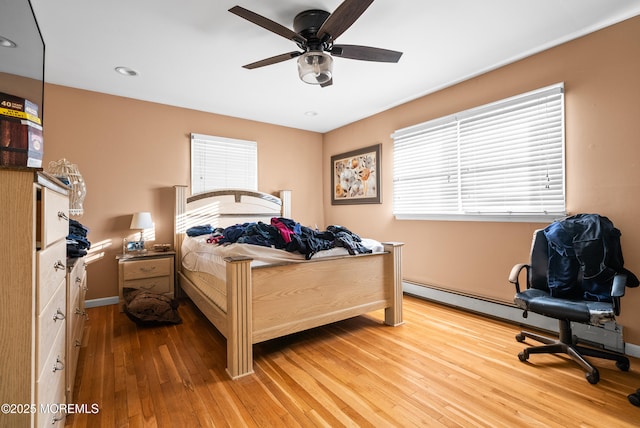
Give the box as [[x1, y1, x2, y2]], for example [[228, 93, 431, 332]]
[[66, 257, 87, 403], [0, 168, 69, 428]]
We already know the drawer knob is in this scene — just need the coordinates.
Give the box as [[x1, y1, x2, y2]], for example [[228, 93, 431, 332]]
[[75, 277, 82, 283], [52, 413, 65, 424], [52, 356, 65, 372], [75, 340, 82, 348], [54, 260, 65, 271], [57, 211, 69, 221], [75, 308, 87, 317], [53, 308, 65, 322]]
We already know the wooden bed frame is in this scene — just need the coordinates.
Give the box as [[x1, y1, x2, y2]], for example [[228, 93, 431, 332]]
[[173, 186, 404, 379]]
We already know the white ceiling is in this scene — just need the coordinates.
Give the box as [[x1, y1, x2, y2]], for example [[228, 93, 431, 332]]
[[29, 0, 640, 133]]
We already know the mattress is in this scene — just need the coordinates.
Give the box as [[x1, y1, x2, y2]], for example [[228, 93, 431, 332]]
[[180, 236, 384, 313], [181, 235, 384, 280]]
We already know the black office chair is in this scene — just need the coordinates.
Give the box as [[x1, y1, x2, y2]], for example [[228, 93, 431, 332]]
[[509, 227, 637, 384]]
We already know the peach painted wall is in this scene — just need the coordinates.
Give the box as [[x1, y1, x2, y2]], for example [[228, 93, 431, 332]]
[[323, 16, 640, 344], [41, 86, 324, 301]]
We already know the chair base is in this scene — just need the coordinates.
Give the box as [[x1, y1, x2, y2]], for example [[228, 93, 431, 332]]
[[516, 320, 630, 384]]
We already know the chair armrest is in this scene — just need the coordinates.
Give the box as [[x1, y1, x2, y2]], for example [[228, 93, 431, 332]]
[[612, 273, 627, 298], [509, 263, 530, 294], [612, 273, 627, 316]]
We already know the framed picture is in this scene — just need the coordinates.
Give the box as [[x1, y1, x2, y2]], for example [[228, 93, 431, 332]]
[[125, 240, 146, 252], [331, 144, 381, 205]]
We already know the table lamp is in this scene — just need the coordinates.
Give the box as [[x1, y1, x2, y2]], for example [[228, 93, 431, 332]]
[[129, 212, 153, 251]]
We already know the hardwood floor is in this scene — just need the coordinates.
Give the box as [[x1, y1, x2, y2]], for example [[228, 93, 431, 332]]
[[65, 295, 640, 427]]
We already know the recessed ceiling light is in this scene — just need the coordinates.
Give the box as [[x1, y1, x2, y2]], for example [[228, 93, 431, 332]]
[[304, 111, 318, 117], [0, 35, 17, 48], [115, 66, 138, 76]]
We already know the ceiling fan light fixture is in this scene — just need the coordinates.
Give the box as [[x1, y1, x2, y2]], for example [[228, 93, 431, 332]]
[[297, 51, 332, 85]]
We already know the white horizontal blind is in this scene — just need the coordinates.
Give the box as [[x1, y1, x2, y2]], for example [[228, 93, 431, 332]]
[[191, 134, 257, 195], [392, 84, 565, 220]]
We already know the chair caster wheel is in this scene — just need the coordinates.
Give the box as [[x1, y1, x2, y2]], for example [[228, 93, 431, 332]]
[[515, 333, 525, 342], [586, 369, 599, 385], [616, 360, 630, 372], [518, 351, 528, 362]]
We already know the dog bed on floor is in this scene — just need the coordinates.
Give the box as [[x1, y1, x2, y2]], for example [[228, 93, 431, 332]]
[[123, 288, 182, 326]]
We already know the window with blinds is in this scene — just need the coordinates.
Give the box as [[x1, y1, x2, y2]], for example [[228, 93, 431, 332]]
[[392, 83, 565, 221], [190, 133, 257, 195]]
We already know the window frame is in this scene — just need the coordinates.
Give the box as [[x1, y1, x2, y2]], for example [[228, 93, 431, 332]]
[[391, 83, 566, 222], [190, 133, 258, 195]]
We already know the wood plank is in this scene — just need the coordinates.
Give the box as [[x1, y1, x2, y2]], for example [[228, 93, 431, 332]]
[[66, 296, 640, 427]]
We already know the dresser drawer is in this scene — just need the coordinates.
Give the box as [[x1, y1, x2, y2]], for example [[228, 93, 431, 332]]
[[37, 316, 66, 395], [124, 275, 172, 294], [68, 285, 86, 341], [69, 289, 86, 326], [68, 260, 86, 308], [37, 239, 67, 313], [37, 280, 66, 374], [70, 310, 85, 349], [36, 324, 66, 428], [122, 257, 172, 280], [41, 187, 69, 248], [67, 316, 84, 398], [36, 379, 66, 428]]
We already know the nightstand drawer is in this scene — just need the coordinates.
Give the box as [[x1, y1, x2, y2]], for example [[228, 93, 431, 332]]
[[117, 252, 175, 312], [123, 275, 172, 294], [122, 257, 172, 280]]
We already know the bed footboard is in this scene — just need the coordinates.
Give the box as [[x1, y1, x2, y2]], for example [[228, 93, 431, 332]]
[[224, 242, 404, 379]]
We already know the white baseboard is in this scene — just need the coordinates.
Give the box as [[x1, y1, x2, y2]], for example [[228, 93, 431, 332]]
[[85, 296, 119, 308], [625, 342, 640, 358], [403, 282, 640, 358]]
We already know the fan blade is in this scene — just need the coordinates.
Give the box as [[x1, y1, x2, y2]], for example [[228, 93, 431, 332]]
[[242, 51, 302, 69], [317, 0, 374, 41], [229, 6, 306, 45], [320, 78, 333, 88], [331, 44, 402, 62]]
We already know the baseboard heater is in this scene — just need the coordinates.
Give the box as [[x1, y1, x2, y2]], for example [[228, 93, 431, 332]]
[[403, 281, 625, 354]]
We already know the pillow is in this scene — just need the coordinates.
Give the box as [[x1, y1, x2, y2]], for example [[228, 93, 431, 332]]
[[123, 288, 182, 326]]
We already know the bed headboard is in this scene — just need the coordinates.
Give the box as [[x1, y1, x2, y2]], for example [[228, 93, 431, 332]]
[[173, 186, 291, 273]]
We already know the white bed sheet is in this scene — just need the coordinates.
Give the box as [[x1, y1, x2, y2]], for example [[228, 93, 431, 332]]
[[181, 235, 384, 280]]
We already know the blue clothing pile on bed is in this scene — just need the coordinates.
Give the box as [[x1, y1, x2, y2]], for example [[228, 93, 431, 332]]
[[186, 217, 372, 260]]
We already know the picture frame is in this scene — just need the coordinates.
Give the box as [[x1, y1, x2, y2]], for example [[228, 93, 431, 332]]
[[331, 144, 381, 205], [125, 240, 146, 253]]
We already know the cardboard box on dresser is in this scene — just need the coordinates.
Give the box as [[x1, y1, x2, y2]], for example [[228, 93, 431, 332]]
[[0, 91, 43, 168]]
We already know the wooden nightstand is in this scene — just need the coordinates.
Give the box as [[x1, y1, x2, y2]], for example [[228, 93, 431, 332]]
[[117, 251, 175, 311]]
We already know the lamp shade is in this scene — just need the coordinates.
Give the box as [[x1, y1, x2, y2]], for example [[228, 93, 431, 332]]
[[130, 212, 153, 230], [297, 51, 332, 85]]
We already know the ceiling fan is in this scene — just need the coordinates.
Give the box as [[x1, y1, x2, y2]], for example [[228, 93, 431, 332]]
[[229, 0, 403, 87]]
